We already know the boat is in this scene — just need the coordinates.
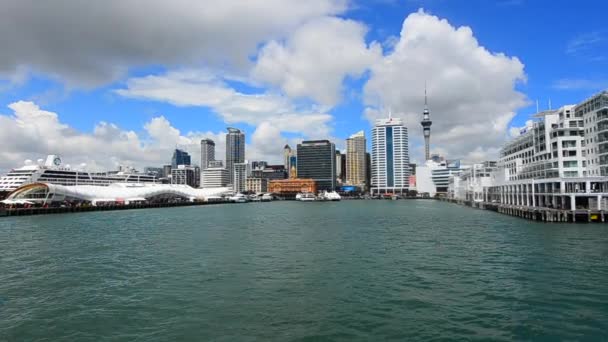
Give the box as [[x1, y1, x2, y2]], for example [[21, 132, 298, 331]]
[[261, 193, 273, 202], [0, 154, 157, 193], [296, 192, 316, 201], [229, 193, 249, 203], [320, 191, 341, 201]]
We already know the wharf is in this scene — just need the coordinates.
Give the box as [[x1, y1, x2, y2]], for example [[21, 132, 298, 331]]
[[438, 197, 606, 223], [0, 201, 228, 218]]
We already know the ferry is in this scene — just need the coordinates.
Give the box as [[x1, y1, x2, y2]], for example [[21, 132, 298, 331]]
[[229, 193, 249, 203], [320, 191, 341, 201], [0, 155, 157, 194], [261, 193, 274, 202], [296, 192, 316, 201]]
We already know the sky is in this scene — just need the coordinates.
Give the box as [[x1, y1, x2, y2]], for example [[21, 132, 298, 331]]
[[0, 0, 607, 172]]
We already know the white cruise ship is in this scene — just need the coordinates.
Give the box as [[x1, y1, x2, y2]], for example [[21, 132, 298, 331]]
[[0, 155, 157, 193]]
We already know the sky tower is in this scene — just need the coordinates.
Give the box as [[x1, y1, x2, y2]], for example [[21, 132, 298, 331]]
[[421, 87, 432, 161]]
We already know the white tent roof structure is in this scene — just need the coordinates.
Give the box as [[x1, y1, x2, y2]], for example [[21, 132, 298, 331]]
[[6, 182, 232, 204]]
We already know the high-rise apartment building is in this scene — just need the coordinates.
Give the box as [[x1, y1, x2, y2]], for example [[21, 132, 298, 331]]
[[171, 149, 191, 169], [297, 140, 336, 191], [371, 117, 410, 195], [284, 145, 296, 178], [225, 127, 245, 186], [346, 130, 367, 188]]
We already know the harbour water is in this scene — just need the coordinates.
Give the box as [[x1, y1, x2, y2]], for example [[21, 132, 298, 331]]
[[1, 200, 607, 341]]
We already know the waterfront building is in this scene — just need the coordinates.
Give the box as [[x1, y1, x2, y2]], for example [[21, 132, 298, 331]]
[[447, 92, 608, 211], [371, 116, 411, 195], [297, 140, 336, 191], [4, 182, 231, 206], [246, 177, 268, 193], [201, 167, 229, 188], [171, 165, 200, 188], [226, 127, 245, 186], [268, 178, 316, 198], [415, 160, 463, 197], [171, 149, 191, 169], [0, 155, 157, 194], [421, 88, 433, 161], [346, 130, 367, 188], [233, 161, 249, 193], [448, 161, 497, 202]]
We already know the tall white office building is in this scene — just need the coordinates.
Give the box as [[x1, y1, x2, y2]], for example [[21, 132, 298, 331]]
[[371, 117, 411, 195]]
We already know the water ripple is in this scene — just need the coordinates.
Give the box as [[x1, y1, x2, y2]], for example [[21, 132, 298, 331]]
[[1, 201, 607, 341]]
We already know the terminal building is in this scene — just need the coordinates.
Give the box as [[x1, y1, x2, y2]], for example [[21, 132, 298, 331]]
[[448, 91, 608, 211]]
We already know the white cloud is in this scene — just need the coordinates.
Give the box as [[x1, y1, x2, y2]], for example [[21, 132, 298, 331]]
[[364, 9, 527, 163], [116, 70, 334, 138], [0, 0, 347, 86], [0, 101, 240, 172], [252, 16, 382, 106]]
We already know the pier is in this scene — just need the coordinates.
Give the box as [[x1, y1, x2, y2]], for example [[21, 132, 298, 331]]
[[439, 197, 607, 223], [0, 200, 229, 217]]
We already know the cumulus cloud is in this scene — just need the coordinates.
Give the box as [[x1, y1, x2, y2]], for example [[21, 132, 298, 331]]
[[0, 0, 347, 86], [252, 16, 382, 106], [364, 9, 527, 162], [116, 70, 334, 138], [0, 101, 240, 172]]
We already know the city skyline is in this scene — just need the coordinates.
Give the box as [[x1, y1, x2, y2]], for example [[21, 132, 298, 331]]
[[0, 1, 607, 173]]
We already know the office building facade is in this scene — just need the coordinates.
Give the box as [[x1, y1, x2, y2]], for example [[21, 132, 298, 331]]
[[171, 165, 200, 188], [371, 117, 411, 195], [202, 167, 229, 188], [297, 140, 336, 191], [171, 149, 191, 169], [225, 127, 245, 186], [200, 139, 215, 169], [233, 161, 249, 193], [346, 130, 367, 188]]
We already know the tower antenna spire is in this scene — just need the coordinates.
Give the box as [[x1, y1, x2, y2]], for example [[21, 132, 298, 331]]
[[424, 81, 428, 109], [388, 107, 392, 119]]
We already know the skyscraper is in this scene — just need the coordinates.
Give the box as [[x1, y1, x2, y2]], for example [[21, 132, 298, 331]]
[[225, 127, 245, 185], [346, 130, 367, 188], [371, 116, 410, 195], [421, 87, 432, 161], [335, 150, 344, 183], [200, 139, 215, 169], [297, 140, 336, 191], [171, 149, 191, 169], [284, 144, 292, 169]]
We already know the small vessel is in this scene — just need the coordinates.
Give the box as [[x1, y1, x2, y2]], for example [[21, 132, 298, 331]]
[[296, 192, 316, 201], [229, 193, 249, 203], [320, 191, 341, 201], [261, 193, 273, 202]]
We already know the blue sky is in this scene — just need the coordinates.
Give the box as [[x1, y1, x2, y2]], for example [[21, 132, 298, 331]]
[[0, 0, 606, 171]]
